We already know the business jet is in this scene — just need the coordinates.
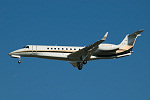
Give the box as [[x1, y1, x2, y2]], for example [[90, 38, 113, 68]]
[[8, 30, 144, 70]]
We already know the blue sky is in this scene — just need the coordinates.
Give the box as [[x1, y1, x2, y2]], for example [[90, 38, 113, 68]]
[[0, 0, 150, 100]]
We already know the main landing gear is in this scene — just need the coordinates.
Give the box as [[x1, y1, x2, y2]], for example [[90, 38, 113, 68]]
[[77, 60, 87, 70], [77, 62, 83, 70], [83, 60, 87, 64]]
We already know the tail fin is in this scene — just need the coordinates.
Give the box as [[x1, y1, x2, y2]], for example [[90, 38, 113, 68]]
[[119, 30, 144, 49]]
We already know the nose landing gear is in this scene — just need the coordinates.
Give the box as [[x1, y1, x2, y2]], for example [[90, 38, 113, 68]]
[[18, 60, 21, 64], [18, 57, 21, 64]]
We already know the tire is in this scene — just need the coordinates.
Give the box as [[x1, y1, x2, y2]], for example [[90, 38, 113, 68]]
[[83, 60, 87, 64], [77, 62, 83, 70], [18, 60, 21, 64], [78, 67, 82, 70]]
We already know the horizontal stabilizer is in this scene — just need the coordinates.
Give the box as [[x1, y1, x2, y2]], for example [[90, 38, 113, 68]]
[[128, 30, 144, 37]]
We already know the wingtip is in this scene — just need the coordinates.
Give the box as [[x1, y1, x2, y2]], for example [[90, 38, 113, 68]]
[[105, 32, 108, 37], [102, 32, 108, 40], [139, 29, 144, 32]]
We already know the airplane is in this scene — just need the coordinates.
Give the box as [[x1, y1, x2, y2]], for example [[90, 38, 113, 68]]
[[8, 30, 144, 70]]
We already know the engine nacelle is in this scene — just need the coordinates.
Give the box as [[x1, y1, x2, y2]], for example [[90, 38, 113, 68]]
[[98, 44, 119, 51]]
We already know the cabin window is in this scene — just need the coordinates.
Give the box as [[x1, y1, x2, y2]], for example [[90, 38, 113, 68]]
[[54, 48, 56, 50], [62, 48, 64, 50], [47, 48, 49, 49], [58, 48, 60, 50], [74, 48, 76, 50], [70, 48, 72, 50], [66, 48, 68, 50], [51, 48, 53, 50]]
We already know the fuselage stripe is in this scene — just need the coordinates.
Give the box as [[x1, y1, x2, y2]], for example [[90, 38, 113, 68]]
[[13, 50, 75, 54]]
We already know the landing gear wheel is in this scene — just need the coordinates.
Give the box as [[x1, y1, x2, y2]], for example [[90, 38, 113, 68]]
[[78, 67, 82, 70], [83, 60, 87, 64], [18, 60, 21, 64], [77, 62, 83, 70]]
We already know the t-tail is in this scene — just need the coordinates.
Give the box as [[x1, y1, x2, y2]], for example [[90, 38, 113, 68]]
[[116, 30, 144, 55]]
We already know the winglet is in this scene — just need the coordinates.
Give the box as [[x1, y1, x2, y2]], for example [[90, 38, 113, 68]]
[[102, 32, 108, 40]]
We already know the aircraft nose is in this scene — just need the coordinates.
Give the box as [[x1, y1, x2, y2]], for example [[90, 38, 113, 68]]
[[8, 49, 22, 56], [8, 51, 14, 55], [8, 52, 11, 55], [8, 50, 17, 56]]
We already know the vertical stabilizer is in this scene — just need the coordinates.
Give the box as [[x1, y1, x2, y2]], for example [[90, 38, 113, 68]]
[[119, 30, 144, 50]]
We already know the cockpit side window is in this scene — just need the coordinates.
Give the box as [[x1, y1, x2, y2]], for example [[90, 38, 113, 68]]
[[23, 46, 29, 48]]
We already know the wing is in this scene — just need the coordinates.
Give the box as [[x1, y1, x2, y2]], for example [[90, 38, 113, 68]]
[[68, 32, 108, 61]]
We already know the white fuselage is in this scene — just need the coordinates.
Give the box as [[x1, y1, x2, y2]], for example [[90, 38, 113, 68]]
[[9, 44, 131, 61]]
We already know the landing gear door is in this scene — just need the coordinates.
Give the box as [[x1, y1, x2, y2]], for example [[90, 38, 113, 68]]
[[32, 45, 37, 54]]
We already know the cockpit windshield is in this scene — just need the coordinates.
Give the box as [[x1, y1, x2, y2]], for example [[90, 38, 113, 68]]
[[23, 46, 29, 48]]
